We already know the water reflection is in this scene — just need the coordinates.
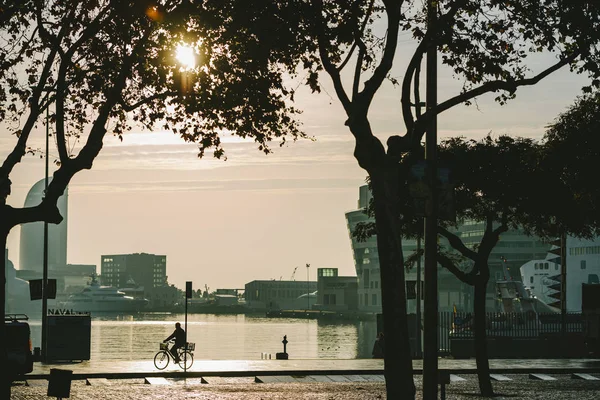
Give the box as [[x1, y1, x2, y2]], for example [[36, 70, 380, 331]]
[[28, 313, 377, 361]]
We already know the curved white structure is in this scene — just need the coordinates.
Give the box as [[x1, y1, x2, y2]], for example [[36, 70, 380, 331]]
[[19, 177, 68, 273], [61, 276, 149, 313]]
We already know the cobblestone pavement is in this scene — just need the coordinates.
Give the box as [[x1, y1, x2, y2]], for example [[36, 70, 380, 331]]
[[10, 374, 600, 399]]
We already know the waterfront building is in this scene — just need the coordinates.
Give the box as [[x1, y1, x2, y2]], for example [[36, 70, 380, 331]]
[[244, 280, 317, 310], [145, 284, 180, 310], [521, 235, 600, 312], [19, 177, 68, 274], [345, 184, 551, 313], [100, 253, 167, 307], [314, 268, 359, 311], [214, 289, 241, 306]]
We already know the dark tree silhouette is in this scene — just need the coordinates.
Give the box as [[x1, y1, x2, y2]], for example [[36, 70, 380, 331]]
[[0, 1, 307, 396], [279, 2, 600, 398], [354, 131, 600, 396]]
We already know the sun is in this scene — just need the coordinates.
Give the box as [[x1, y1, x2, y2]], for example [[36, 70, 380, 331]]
[[175, 44, 196, 70]]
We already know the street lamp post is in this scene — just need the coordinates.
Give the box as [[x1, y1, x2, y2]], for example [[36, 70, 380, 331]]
[[41, 91, 51, 363], [423, 0, 439, 398]]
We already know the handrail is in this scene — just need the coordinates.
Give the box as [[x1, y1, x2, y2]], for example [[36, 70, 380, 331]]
[[5, 314, 29, 322]]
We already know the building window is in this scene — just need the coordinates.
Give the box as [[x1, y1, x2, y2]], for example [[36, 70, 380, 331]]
[[372, 294, 377, 306], [581, 260, 587, 270], [530, 277, 534, 284], [589, 274, 599, 284], [363, 270, 370, 289]]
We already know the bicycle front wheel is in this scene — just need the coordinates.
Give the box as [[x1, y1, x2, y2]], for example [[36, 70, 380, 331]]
[[178, 351, 193, 370], [154, 351, 170, 370]]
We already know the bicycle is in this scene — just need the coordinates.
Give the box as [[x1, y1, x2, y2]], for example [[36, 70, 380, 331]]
[[153, 340, 195, 370]]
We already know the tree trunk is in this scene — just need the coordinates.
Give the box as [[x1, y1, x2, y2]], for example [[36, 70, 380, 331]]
[[473, 276, 494, 397], [370, 172, 415, 400], [0, 227, 11, 399]]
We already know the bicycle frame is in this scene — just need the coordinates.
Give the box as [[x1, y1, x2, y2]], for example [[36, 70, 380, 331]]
[[154, 341, 194, 370]]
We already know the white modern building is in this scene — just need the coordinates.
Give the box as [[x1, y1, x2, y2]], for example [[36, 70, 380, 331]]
[[521, 236, 600, 312]]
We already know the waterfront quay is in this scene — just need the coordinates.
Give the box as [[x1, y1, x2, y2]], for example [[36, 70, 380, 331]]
[[11, 358, 600, 399]]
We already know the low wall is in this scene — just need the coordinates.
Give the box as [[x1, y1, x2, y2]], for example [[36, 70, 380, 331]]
[[450, 334, 588, 359]]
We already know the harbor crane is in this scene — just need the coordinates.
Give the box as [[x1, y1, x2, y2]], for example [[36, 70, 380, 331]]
[[291, 266, 298, 281]]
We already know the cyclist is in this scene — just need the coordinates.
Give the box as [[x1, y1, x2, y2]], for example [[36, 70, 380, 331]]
[[163, 322, 186, 363]]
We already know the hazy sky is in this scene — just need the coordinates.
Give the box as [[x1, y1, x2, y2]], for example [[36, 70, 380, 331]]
[[2, 32, 591, 291]]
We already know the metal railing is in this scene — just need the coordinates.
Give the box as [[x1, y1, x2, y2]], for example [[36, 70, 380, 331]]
[[436, 311, 584, 355]]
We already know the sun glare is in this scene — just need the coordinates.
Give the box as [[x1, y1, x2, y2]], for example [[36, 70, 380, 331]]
[[175, 44, 196, 70]]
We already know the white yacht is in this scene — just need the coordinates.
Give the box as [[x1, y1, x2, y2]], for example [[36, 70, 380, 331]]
[[520, 236, 600, 312], [61, 275, 149, 313]]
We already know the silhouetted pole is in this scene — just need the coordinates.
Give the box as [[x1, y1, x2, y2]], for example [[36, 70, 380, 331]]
[[423, 0, 438, 398], [306, 264, 310, 310], [414, 61, 424, 361], [185, 281, 191, 372], [41, 93, 50, 363], [416, 235, 422, 358]]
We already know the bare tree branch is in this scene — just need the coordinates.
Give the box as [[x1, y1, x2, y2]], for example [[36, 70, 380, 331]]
[[338, 0, 375, 72], [403, 0, 463, 141], [312, 0, 351, 114], [0, 27, 65, 180], [357, 0, 402, 108], [55, 56, 70, 163], [401, 40, 426, 135], [412, 53, 578, 142], [438, 252, 475, 285], [439, 225, 478, 260], [352, 46, 366, 101]]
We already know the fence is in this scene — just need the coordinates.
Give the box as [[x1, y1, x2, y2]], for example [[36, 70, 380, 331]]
[[436, 311, 584, 356]]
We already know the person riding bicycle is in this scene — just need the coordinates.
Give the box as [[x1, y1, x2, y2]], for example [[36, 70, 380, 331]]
[[163, 322, 186, 363]]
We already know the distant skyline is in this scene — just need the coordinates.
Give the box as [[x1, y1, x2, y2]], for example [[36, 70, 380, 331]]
[[2, 38, 591, 291]]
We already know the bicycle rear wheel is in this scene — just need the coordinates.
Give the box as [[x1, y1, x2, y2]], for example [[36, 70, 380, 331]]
[[154, 351, 170, 370], [177, 351, 193, 369]]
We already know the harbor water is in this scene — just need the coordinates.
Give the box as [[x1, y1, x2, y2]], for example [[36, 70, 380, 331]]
[[27, 313, 379, 361]]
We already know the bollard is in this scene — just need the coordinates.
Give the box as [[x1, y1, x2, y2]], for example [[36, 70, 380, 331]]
[[47, 368, 73, 400], [276, 335, 289, 360]]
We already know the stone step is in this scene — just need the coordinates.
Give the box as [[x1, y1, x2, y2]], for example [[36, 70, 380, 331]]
[[571, 373, 599, 381], [490, 374, 512, 382], [86, 378, 111, 386], [529, 373, 556, 381], [450, 375, 467, 382], [144, 377, 171, 385]]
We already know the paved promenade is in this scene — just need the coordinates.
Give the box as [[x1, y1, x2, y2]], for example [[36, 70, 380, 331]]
[[11, 358, 600, 399], [26, 357, 600, 379]]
